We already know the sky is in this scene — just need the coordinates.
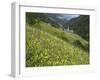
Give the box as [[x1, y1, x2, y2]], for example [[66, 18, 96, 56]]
[[57, 14, 80, 20]]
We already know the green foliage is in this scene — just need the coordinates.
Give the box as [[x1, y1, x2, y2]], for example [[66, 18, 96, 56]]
[[26, 21, 89, 67]]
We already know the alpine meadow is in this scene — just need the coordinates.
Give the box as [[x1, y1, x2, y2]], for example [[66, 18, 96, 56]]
[[25, 12, 90, 67]]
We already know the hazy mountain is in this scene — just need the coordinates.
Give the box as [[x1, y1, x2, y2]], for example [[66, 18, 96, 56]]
[[26, 12, 89, 41], [44, 13, 80, 26], [64, 15, 89, 41], [26, 12, 80, 28]]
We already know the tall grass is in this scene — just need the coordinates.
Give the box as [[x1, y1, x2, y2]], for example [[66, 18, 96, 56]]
[[26, 22, 89, 67]]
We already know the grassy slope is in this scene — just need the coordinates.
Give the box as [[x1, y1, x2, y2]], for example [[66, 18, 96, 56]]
[[26, 21, 89, 67]]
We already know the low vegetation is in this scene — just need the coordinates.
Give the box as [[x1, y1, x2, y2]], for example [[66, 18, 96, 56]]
[[26, 21, 89, 67]]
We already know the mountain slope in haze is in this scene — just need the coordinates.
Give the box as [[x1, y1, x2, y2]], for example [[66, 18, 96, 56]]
[[64, 15, 89, 41], [26, 13, 73, 29], [26, 13, 61, 28]]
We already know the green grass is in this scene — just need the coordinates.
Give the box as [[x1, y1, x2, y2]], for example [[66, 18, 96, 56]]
[[26, 21, 89, 67]]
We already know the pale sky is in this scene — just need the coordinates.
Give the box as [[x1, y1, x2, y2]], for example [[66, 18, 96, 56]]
[[57, 14, 80, 20]]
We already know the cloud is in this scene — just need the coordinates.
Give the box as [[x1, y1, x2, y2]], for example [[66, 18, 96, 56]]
[[57, 14, 80, 20], [57, 16, 65, 19], [63, 14, 80, 20]]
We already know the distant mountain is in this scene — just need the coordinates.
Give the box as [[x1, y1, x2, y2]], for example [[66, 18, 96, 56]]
[[26, 13, 62, 28], [64, 15, 89, 41], [26, 13, 72, 28], [26, 13, 89, 41], [44, 14, 70, 26]]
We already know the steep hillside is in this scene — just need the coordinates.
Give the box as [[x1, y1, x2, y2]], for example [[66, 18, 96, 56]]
[[26, 21, 89, 67], [64, 15, 89, 41]]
